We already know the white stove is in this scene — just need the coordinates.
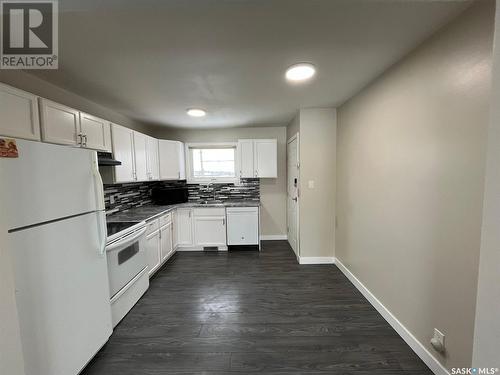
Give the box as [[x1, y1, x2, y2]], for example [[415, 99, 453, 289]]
[[105, 220, 149, 327]]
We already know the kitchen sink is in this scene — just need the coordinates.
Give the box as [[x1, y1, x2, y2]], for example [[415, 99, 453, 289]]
[[198, 200, 223, 205]]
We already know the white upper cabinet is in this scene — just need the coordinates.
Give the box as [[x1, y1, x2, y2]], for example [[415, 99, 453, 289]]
[[238, 139, 277, 178], [111, 126, 161, 183], [40, 99, 111, 151], [111, 124, 136, 183], [79, 112, 111, 152], [133, 131, 148, 182], [158, 140, 185, 180], [0, 83, 40, 141], [40, 99, 80, 146], [254, 139, 277, 178], [238, 139, 254, 178], [146, 136, 159, 181]]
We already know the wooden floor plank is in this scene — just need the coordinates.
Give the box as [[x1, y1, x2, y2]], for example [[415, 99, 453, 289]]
[[82, 240, 432, 374]]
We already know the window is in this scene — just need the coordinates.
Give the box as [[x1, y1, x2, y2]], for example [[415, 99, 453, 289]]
[[186, 143, 237, 183]]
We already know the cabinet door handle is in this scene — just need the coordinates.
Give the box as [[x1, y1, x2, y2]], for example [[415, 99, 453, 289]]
[[222, 218, 225, 226], [77, 133, 82, 146], [83, 134, 88, 147]]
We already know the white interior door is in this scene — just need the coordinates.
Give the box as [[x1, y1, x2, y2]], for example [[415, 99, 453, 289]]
[[287, 135, 299, 255]]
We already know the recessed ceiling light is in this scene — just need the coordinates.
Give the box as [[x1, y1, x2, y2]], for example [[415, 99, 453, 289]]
[[186, 108, 206, 117], [285, 63, 316, 82]]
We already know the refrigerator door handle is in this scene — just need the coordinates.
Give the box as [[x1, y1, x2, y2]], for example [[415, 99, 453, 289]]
[[91, 152, 108, 256], [97, 210, 107, 256], [92, 152, 106, 211]]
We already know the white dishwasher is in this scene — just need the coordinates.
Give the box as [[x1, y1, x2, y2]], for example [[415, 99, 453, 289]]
[[226, 207, 260, 248]]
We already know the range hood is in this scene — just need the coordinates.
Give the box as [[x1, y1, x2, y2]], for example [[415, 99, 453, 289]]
[[97, 152, 122, 166]]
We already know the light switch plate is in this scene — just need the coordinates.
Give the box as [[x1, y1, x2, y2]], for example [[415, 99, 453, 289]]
[[308, 180, 315, 189]]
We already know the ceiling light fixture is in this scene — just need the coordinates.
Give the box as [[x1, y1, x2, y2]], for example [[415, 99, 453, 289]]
[[285, 63, 316, 82], [186, 108, 207, 117]]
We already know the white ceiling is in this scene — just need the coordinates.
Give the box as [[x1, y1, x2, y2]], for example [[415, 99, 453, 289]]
[[33, 0, 470, 129]]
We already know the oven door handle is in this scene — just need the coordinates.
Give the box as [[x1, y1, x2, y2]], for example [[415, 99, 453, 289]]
[[106, 227, 147, 253]]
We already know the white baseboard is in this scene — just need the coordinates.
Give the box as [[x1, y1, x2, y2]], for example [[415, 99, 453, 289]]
[[334, 258, 449, 375], [298, 256, 336, 265], [260, 234, 287, 240]]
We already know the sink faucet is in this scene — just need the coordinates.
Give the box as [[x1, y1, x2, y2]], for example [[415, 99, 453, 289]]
[[202, 182, 217, 201]]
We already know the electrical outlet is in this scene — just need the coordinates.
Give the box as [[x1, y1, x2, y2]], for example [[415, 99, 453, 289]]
[[308, 180, 315, 189], [110, 195, 115, 204], [431, 328, 445, 353]]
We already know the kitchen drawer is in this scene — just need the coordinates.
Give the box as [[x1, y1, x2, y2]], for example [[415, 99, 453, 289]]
[[193, 207, 226, 217], [225, 207, 259, 214], [146, 219, 159, 235], [159, 212, 172, 227]]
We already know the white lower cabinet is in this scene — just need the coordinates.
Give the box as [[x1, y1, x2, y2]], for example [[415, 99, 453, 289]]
[[145, 228, 161, 276], [193, 208, 226, 248], [176, 208, 194, 247], [145, 214, 174, 277], [160, 222, 173, 262]]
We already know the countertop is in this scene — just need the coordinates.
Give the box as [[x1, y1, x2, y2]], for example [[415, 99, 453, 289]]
[[106, 200, 260, 223]]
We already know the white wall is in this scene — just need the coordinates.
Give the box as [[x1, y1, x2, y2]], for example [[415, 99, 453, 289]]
[[153, 126, 287, 238], [473, 0, 500, 367], [336, 1, 493, 370], [288, 109, 337, 260]]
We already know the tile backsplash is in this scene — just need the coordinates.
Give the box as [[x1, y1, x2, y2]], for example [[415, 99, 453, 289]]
[[104, 179, 259, 216], [187, 179, 259, 202]]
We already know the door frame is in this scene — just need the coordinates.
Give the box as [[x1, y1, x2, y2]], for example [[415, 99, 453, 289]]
[[287, 133, 300, 258]]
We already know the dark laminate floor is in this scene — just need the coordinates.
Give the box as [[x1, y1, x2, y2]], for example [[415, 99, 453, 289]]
[[82, 241, 432, 374]]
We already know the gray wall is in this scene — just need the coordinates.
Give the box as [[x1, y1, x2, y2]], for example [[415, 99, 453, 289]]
[[336, 1, 493, 370], [287, 109, 337, 259], [152, 126, 287, 238], [0, 71, 155, 135], [473, 0, 500, 367]]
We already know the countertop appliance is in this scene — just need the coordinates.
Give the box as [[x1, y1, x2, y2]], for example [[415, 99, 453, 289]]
[[106, 220, 149, 327], [226, 206, 260, 249], [0, 139, 112, 375], [151, 186, 188, 205]]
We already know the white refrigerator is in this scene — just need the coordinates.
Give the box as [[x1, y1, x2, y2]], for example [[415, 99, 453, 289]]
[[0, 139, 112, 375]]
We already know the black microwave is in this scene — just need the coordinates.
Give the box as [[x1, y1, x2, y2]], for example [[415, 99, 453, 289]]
[[151, 187, 189, 205]]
